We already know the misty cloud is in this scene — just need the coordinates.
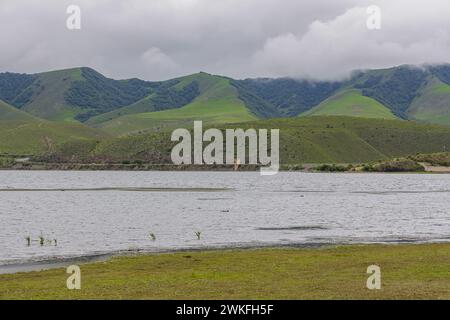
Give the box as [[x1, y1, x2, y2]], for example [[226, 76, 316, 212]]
[[0, 0, 449, 80]]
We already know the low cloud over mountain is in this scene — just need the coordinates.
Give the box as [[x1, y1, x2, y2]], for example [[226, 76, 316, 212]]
[[1, 0, 450, 80]]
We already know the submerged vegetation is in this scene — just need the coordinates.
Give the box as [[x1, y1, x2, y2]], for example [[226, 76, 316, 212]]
[[38, 233, 45, 246], [26, 233, 57, 247]]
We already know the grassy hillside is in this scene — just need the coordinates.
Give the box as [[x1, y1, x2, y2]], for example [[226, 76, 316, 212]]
[[1, 68, 156, 123], [85, 74, 206, 126], [2, 65, 450, 127], [81, 64, 450, 127], [20, 68, 85, 122], [302, 89, 398, 119], [350, 66, 429, 118], [0, 99, 37, 121], [63, 68, 157, 122], [0, 120, 107, 155], [408, 78, 450, 126], [43, 116, 450, 164], [95, 73, 257, 136], [232, 78, 341, 117], [0, 72, 37, 107]]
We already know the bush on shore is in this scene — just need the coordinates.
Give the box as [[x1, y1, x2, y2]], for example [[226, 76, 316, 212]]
[[313, 164, 350, 172], [282, 164, 304, 171], [409, 152, 450, 167], [0, 156, 14, 168], [363, 158, 425, 172]]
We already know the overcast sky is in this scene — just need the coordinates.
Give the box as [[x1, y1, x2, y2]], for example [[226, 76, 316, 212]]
[[1, 0, 450, 81]]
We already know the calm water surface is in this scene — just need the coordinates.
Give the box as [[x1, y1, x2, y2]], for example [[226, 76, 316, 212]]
[[0, 171, 449, 266]]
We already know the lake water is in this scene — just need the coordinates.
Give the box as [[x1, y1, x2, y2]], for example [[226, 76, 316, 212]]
[[0, 171, 449, 267]]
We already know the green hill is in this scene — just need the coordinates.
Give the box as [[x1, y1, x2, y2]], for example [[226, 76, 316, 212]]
[[0, 120, 107, 155], [43, 116, 450, 164], [232, 65, 450, 126], [302, 89, 398, 119], [0, 68, 156, 122], [85, 76, 199, 126], [348, 66, 429, 118], [2, 64, 450, 128], [18, 68, 85, 121], [0, 99, 37, 121], [231, 78, 341, 117], [0, 95, 108, 155], [408, 77, 450, 126], [93, 73, 257, 135]]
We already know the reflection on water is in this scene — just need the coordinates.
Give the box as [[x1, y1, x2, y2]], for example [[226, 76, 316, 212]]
[[0, 171, 449, 265]]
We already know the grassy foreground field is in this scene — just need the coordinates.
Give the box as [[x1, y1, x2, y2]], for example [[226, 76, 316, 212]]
[[1, 244, 450, 300]]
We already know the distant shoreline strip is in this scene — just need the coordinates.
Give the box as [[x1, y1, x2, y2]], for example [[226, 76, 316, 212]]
[[0, 187, 231, 192]]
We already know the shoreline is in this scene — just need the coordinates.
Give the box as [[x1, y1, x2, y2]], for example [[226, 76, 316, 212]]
[[1, 240, 448, 275], [1, 162, 449, 173], [2, 242, 450, 299], [0, 242, 331, 275]]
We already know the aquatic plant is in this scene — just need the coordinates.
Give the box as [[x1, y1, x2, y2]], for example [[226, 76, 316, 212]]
[[195, 231, 202, 240], [25, 236, 31, 246], [149, 233, 156, 241], [54, 239, 58, 246], [38, 233, 45, 246]]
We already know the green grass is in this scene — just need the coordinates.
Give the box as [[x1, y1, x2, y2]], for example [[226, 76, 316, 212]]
[[44, 116, 450, 164], [0, 99, 37, 121], [48, 107, 85, 122], [86, 93, 159, 125], [411, 113, 450, 126], [1, 244, 450, 300], [246, 117, 450, 163], [302, 89, 397, 119], [409, 78, 450, 126], [99, 98, 255, 135], [87, 72, 235, 127], [0, 120, 107, 154], [431, 83, 450, 94], [96, 76, 257, 136], [21, 68, 87, 122]]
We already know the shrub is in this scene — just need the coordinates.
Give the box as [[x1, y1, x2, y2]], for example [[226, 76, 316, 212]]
[[314, 164, 348, 172], [364, 158, 425, 172]]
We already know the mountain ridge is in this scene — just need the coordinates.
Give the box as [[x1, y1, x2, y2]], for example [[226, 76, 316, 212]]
[[2, 64, 450, 133]]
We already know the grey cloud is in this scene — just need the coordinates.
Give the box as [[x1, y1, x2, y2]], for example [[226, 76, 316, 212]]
[[0, 0, 449, 80]]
